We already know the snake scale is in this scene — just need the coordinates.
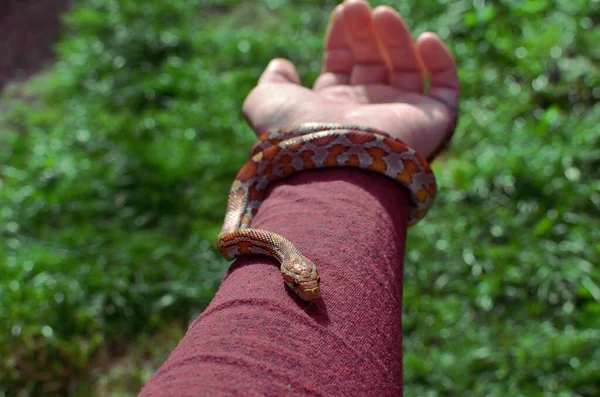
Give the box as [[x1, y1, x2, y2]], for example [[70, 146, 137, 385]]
[[217, 123, 436, 302]]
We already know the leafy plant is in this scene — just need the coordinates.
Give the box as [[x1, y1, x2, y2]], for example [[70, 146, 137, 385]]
[[0, 0, 598, 395]]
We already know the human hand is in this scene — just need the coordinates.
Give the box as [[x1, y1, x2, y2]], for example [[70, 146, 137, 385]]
[[243, 0, 460, 160]]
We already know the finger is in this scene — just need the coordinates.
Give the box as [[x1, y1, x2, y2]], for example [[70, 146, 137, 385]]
[[258, 58, 302, 85], [322, 5, 353, 77], [315, 5, 351, 89], [372, 6, 424, 93], [343, 0, 389, 85], [416, 33, 460, 110]]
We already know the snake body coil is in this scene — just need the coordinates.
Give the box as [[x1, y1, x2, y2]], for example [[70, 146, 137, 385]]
[[217, 124, 436, 301]]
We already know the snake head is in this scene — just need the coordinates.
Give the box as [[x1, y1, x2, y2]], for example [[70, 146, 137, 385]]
[[281, 261, 321, 302]]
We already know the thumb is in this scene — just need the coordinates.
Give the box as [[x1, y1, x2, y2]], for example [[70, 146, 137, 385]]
[[258, 58, 302, 85]]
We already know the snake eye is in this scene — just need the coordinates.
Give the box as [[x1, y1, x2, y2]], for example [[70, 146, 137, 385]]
[[293, 280, 298, 287]]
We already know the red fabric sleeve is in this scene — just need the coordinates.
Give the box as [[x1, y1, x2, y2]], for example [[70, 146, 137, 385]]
[[140, 167, 411, 396]]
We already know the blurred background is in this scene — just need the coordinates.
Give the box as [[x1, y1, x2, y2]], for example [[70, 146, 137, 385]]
[[0, 0, 598, 395]]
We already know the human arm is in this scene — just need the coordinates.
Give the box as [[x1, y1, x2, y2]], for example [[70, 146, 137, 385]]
[[140, 1, 459, 395]]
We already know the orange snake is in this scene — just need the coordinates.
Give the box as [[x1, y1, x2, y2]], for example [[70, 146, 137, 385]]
[[217, 123, 436, 301]]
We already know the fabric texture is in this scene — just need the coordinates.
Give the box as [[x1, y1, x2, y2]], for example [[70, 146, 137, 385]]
[[140, 167, 411, 396]]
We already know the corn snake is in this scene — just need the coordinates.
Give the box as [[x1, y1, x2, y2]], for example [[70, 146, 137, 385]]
[[217, 123, 436, 302]]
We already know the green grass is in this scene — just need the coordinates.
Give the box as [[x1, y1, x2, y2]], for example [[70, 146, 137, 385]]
[[1, 0, 598, 395]]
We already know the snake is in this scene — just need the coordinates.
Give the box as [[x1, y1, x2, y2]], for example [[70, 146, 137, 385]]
[[217, 123, 436, 302]]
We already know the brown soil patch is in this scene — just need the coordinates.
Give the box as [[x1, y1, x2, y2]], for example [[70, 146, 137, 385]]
[[0, 0, 71, 89]]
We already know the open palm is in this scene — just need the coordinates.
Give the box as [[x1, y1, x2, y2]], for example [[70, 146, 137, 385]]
[[243, 0, 460, 160]]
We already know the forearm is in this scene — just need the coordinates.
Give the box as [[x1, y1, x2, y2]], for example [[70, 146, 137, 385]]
[[140, 168, 410, 396]]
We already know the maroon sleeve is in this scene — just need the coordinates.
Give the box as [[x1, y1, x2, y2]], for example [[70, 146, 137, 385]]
[[140, 167, 411, 396]]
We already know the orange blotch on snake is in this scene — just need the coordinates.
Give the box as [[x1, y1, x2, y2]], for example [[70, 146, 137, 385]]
[[428, 183, 436, 197], [262, 146, 281, 161], [280, 154, 293, 166], [282, 165, 295, 176], [396, 159, 419, 185], [300, 151, 315, 169], [416, 187, 428, 203], [237, 241, 255, 255], [347, 133, 376, 145], [281, 272, 294, 284], [384, 137, 409, 154], [265, 163, 277, 182], [236, 160, 259, 182], [248, 185, 264, 201], [345, 154, 360, 167], [278, 154, 294, 176], [219, 233, 236, 243], [324, 145, 349, 167], [415, 209, 428, 220], [366, 147, 387, 173]]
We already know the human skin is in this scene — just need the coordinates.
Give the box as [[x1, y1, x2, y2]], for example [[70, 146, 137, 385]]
[[243, 0, 460, 158], [140, 1, 460, 395]]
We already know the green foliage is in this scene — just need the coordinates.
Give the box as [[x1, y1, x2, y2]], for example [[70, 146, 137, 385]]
[[400, 0, 600, 395], [0, 0, 598, 395]]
